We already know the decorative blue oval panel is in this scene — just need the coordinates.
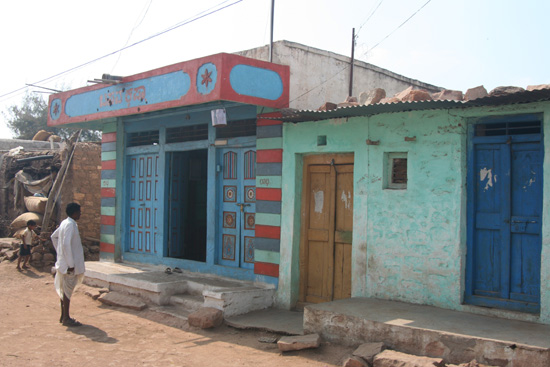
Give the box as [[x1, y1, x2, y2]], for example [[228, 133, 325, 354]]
[[229, 65, 283, 101], [65, 71, 190, 117]]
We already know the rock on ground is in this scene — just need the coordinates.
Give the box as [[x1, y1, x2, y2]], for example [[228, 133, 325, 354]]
[[187, 307, 223, 329], [277, 333, 321, 352], [373, 350, 444, 367], [353, 342, 386, 364], [98, 291, 147, 311], [343, 356, 369, 367]]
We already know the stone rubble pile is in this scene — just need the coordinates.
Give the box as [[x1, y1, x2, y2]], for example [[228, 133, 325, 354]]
[[319, 83, 550, 111]]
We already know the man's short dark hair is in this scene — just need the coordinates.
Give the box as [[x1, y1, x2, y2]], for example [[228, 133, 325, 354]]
[[66, 203, 81, 217], [27, 220, 36, 227]]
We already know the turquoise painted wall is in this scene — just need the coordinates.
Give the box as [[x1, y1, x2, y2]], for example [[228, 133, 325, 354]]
[[280, 102, 550, 324]]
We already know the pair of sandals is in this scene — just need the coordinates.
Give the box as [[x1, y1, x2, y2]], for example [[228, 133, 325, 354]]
[[164, 267, 182, 274]]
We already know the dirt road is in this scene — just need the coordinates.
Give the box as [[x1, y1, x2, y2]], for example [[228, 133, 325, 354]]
[[0, 261, 351, 367]]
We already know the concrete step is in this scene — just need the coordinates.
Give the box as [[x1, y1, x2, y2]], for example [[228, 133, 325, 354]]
[[203, 286, 275, 317], [304, 297, 550, 367], [83, 261, 275, 316], [170, 293, 203, 313]]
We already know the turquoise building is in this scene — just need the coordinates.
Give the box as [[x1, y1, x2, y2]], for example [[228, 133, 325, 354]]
[[268, 89, 550, 324]]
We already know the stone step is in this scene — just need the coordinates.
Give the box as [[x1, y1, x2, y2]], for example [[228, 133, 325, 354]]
[[203, 286, 275, 317], [169, 293, 203, 313]]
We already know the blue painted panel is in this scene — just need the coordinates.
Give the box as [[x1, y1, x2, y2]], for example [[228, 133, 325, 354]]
[[255, 237, 280, 252], [101, 170, 117, 180], [509, 142, 542, 304], [101, 224, 115, 235], [257, 125, 282, 138], [66, 71, 191, 117], [196, 63, 217, 95], [466, 129, 542, 313], [101, 197, 116, 207], [102, 142, 117, 152], [257, 162, 282, 176], [127, 153, 160, 254], [217, 147, 256, 270], [256, 200, 282, 214], [229, 65, 283, 101]]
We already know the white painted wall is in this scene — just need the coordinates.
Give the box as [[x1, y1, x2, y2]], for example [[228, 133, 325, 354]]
[[236, 40, 442, 110]]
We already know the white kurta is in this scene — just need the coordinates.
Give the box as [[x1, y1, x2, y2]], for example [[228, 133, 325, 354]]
[[51, 217, 86, 275], [51, 217, 86, 299]]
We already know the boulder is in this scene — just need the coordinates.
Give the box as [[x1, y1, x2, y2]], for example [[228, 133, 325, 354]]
[[277, 334, 321, 352], [31, 252, 42, 262], [187, 307, 223, 329], [379, 97, 400, 104], [489, 86, 525, 97], [318, 102, 338, 111], [432, 89, 464, 101], [343, 356, 369, 367], [360, 89, 386, 105], [43, 253, 55, 263], [400, 89, 432, 102], [527, 84, 550, 91], [394, 86, 414, 100], [373, 350, 444, 367], [464, 86, 488, 100], [353, 342, 386, 364]]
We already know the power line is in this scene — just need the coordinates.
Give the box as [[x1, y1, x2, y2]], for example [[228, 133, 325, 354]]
[[0, 0, 243, 102], [356, 0, 385, 38], [363, 0, 432, 57], [287, 0, 433, 105], [111, 0, 154, 73]]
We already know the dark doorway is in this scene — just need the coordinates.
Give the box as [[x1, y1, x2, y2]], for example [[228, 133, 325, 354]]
[[167, 149, 207, 262]]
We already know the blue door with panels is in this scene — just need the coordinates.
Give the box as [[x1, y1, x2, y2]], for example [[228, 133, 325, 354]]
[[217, 147, 256, 269], [128, 153, 159, 254], [466, 119, 542, 313]]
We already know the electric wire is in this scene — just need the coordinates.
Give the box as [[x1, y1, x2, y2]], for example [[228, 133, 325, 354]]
[[288, 0, 433, 105], [0, 0, 243, 103], [111, 0, 154, 73], [363, 0, 432, 56]]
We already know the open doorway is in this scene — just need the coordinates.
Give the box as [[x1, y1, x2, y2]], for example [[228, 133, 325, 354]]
[[167, 149, 207, 262]]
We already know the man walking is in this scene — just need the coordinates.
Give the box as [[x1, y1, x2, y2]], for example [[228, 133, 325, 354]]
[[51, 203, 85, 327]]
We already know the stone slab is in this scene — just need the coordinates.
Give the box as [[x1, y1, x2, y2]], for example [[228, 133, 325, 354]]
[[225, 308, 304, 335], [374, 350, 443, 367], [98, 291, 147, 311], [188, 307, 223, 329], [278, 333, 321, 352], [353, 342, 386, 364]]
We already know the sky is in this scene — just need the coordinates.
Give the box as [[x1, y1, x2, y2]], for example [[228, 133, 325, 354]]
[[1, 0, 548, 138]]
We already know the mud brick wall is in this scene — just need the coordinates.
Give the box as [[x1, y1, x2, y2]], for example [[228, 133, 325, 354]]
[[61, 142, 101, 244]]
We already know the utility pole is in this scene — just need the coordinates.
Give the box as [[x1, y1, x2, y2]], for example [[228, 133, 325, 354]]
[[269, 0, 275, 62], [349, 28, 355, 97]]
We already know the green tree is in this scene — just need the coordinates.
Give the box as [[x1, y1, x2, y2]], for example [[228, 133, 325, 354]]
[[2, 93, 101, 141]]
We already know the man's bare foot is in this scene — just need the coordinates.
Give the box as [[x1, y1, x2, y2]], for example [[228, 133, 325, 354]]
[[22, 265, 29, 270]]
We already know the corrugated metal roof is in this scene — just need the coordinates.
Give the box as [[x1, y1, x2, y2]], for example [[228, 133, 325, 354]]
[[276, 88, 550, 123]]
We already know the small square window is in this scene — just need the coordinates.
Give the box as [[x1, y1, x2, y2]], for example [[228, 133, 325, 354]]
[[385, 152, 407, 189]]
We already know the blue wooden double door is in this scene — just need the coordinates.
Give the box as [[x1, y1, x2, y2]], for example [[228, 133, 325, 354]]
[[467, 122, 543, 313], [127, 154, 160, 254], [217, 147, 256, 270]]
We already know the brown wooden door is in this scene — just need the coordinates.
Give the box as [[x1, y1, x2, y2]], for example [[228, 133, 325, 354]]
[[300, 155, 353, 303]]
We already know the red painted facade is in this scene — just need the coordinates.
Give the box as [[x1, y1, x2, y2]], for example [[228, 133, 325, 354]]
[[47, 53, 289, 127]]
